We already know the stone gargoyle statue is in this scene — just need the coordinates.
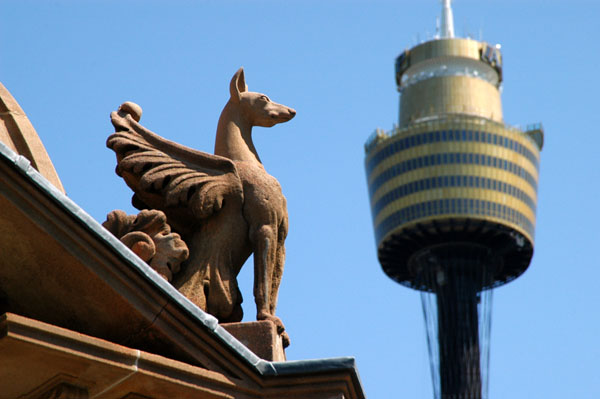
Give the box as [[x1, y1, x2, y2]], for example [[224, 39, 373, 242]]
[[107, 68, 295, 343]]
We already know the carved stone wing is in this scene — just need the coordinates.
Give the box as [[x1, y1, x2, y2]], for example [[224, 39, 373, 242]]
[[107, 103, 243, 234]]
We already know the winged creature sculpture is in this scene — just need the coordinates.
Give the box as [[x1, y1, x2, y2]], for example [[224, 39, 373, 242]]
[[107, 68, 295, 342]]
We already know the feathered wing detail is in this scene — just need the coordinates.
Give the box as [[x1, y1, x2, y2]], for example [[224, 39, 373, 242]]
[[107, 108, 244, 234]]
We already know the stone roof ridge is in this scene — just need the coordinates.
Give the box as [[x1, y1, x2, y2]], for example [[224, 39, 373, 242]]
[[0, 82, 65, 193]]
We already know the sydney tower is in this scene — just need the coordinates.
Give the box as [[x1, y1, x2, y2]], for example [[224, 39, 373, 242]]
[[364, 2, 543, 398]]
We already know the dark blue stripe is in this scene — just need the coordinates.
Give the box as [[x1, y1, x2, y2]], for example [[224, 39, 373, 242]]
[[372, 175, 537, 216], [365, 129, 540, 175], [374, 198, 535, 245], [367, 152, 538, 198]]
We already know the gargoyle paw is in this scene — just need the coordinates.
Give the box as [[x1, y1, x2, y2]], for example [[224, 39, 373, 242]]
[[281, 331, 290, 348], [257, 312, 285, 334]]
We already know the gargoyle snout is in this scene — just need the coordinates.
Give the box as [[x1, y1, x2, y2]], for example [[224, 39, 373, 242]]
[[275, 106, 296, 122], [266, 105, 296, 125]]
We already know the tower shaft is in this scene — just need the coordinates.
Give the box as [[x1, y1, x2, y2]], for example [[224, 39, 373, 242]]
[[437, 275, 481, 398]]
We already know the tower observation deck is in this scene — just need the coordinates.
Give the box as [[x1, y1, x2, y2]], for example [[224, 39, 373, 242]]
[[364, 2, 543, 398]]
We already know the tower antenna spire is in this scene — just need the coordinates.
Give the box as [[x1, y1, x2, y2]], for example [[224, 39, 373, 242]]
[[440, 0, 455, 38]]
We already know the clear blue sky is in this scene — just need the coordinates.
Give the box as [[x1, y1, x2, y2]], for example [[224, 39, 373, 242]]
[[2, 1, 599, 398]]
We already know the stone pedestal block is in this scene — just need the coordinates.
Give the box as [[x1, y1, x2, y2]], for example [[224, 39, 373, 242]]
[[222, 320, 286, 362]]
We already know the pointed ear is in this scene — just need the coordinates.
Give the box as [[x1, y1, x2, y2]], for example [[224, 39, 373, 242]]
[[230, 67, 247, 103]]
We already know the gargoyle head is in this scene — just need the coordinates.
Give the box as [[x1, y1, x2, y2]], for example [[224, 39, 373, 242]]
[[230, 67, 296, 128]]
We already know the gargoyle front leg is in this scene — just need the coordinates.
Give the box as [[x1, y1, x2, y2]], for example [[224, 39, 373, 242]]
[[250, 224, 285, 333]]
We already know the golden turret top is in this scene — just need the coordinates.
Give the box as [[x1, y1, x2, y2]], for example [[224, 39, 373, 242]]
[[394, 1, 504, 126]]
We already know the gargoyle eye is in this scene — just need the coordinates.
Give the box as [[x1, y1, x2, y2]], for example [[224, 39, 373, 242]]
[[260, 95, 270, 102]]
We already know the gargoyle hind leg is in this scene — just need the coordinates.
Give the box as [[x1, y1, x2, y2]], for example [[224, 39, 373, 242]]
[[250, 224, 285, 333], [271, 219, 291, 347], [269, 215, 288, 315]]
